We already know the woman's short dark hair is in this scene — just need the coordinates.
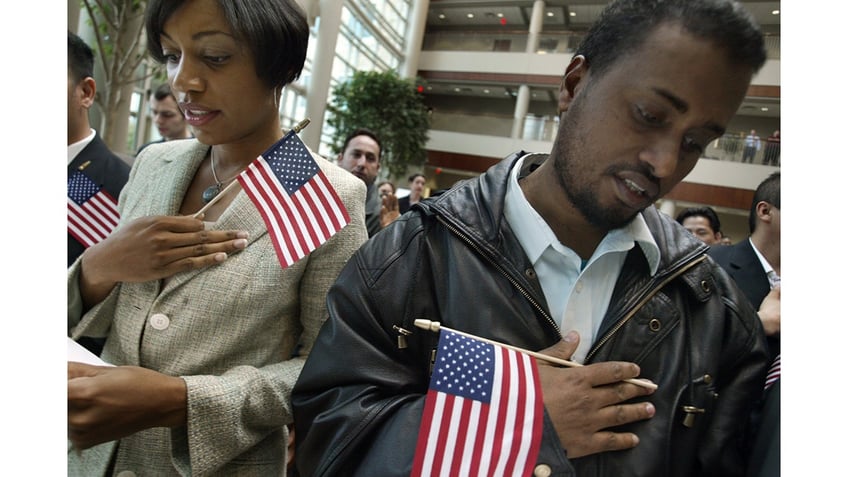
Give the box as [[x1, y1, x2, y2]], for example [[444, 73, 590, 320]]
[[145, 0, 309, 89], [408, 173, 425, 183]]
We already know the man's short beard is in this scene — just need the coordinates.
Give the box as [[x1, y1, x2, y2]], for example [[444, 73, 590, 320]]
[[553, 92, 642, 231]]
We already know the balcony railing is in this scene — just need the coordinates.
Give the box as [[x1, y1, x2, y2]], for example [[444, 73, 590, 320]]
[[430, 110, 780, 167], [704, 134, 781, 166]]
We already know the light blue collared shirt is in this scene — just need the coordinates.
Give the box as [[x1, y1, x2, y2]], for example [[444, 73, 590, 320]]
[[504, 155, 660, 362]]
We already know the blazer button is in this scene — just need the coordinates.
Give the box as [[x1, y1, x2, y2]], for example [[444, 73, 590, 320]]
[[149, 313, 170, 330], [534, 464, 552, 477]]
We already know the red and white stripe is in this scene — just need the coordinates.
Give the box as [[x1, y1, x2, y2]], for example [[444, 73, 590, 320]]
[[412, 345, 543, 477], [67, 191, 119, 248], [238, 157, 348, 269]]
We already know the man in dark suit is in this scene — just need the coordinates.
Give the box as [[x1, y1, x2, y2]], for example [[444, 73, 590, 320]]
[[67, 31, 130, 268], [68, 32, 130, 356], [708, 172, 780, 358], [708, 171, 780, 477]]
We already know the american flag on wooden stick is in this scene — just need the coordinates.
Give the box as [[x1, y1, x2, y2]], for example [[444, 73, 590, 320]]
[[411, 329, 544, 477], [67, 170, 119, 248], [237, 131, 349, 269]]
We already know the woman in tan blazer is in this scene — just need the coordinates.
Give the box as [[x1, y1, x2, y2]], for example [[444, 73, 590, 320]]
[[67, 1, 367, 475]]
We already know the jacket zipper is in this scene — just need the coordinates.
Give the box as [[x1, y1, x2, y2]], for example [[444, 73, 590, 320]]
[[436, 216, 561, 337], [584, 254, 708, 362]]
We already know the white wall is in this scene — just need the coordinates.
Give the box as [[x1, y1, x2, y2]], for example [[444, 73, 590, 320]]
[[420, 52, 781, 87]]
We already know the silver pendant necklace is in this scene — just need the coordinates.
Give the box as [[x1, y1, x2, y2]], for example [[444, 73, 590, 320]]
[[202, 150, 236, 204]]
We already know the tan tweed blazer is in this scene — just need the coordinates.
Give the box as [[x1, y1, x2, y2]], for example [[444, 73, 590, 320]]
[[68, 139, 367, 476]]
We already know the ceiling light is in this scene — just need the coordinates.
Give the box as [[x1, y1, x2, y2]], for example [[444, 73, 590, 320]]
[[438, 13, 445, 19], [483, 89, 490, 94], [496, 13, 504, 18], [771, 10, 780, 15], [547, 12, 554, 17], [761, 107, 769, 112], [570, 12, 576, 17], [467, 13, 474, 19]]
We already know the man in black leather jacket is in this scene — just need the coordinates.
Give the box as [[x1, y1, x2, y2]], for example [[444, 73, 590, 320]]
[[293, 1, 769, 476]]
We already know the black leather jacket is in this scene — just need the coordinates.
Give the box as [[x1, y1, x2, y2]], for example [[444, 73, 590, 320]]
[[293, 153, 768, 477]]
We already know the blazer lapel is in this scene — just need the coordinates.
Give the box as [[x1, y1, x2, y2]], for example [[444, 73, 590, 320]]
[[160, 142, 210, 216], [727, 240, 770, 308], [160, 164, 270, 292]]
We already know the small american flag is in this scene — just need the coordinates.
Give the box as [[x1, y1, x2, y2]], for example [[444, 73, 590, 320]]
[[237, 131, 349, 269], [411, 330, 543, 477], [67, 170, 120, 248]]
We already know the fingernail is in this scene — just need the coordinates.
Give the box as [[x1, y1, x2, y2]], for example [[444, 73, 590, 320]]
[[563, 330, 578, 343], [234, 239, 248, 249], [632, 435, 640, 446], [237, 231, 249, 239], [215, 252, 227, 262], [645, 403, 655, 416]]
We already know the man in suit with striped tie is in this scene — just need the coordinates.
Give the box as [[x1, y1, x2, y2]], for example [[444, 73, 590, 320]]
[[67, 31, 130, 268], [708, 172, 780, 477]]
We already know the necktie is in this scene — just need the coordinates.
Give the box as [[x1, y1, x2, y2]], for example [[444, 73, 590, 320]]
[[767, 270, 780, 289], [764, 353, 780, 391], [763, 270, 780, 391]]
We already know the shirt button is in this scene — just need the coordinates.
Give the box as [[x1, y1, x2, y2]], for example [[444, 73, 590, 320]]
[[534, 464, 552, 477], [149, 313, 170, 330], [575, 281, 584, 293]]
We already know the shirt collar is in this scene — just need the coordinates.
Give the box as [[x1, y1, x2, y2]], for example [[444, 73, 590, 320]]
[[505, 154, 660, 275], [749, 237, 775, 275], [68, 129, 96, 166]]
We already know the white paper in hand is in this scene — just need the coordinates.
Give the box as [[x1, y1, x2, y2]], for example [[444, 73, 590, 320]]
[[67, 337, 113, 366]]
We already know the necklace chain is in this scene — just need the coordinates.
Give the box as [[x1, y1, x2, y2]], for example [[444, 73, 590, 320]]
[[210, 150, 222, 185], [210, 149, 242, 186], [202, 150, 241, 204]]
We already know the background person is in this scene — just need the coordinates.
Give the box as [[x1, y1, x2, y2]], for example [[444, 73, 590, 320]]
[[397, 172, 426, 213], [136, 83, 194, 155], [66, 1, 367, 475], [763, 129, 780, 166], [67, 31, 130, 269], [741, 128, 761, 163], [377, 180, 395, 198], [708, 172, 781, 477], [675, 206, 723, 245], [292, 1, 769, 475], [336, 128, 382, 236], [67, 31, 131, 357]]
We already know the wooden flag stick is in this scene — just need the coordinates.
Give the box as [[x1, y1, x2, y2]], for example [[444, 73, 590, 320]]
[[191, 118, 312, 219], [414, 319, 657, 390], [192, 180, 241, 218]]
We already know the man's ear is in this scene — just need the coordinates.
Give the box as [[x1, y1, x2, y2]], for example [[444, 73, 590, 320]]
[[755, 201, 773, 224], [78, 77, 97, 109], [558, 55, 589, 113]]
